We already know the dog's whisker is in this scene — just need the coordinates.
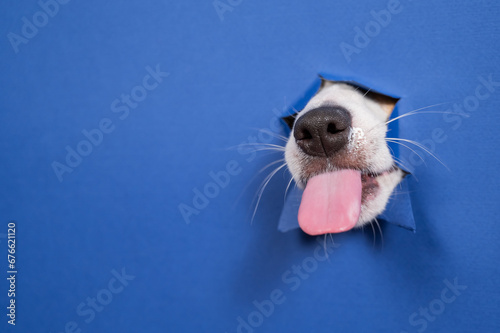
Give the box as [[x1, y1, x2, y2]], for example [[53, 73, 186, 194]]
[[370, 111, 449, 135], [384, 109, 453, 127], [374, 218, 383, 249], [250, 148, 286, 153], [226, 143, 286, 153], [258, 129, 290, 142], [251, 163, 288, 224], [370, 220, 376, 248], [328, 233, 334, 248], [387, 137, 450, 171], [365, 103, 452, 134], [231, 158, 282, 210], [349, 86, 361, 99], [248, 128, 289, 142], [284, 98, 300, 117], [386, 143, 399, 163], [389, 190, 413, 197], [408, 102, 452, 112], [283, 96, 299, 117], [283, 175, 295, 204], [258, 158, 285, 174], [402, 102, 450, 113], [390, 155, 414, 175], [232, 157, 285, 210], [322, 234, 328, 257], [393, 158, 418, 181], [385, 139, 427, 167], [386, 144, 411, 170], [235, 145, 286, 153], [386, 144, 414, 172], [237, 142, 286, 149]]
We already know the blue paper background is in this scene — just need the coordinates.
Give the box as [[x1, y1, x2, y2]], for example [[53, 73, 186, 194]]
[[1, 0, 499, 332]]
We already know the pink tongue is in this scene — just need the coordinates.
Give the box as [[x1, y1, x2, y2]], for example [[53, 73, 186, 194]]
[[298, 170, 362, 235]]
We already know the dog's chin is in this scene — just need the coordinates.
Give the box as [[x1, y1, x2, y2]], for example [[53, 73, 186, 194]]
[[296, 164, 404, 228]]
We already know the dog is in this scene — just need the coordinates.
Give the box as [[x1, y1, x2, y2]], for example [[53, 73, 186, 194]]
[[282, 78, 406, 236]]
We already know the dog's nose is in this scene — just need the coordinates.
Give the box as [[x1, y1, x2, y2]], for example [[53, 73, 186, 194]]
[[293, 106, 351, 156]]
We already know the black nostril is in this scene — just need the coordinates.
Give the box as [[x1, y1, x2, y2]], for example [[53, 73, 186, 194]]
[[293, 106, 352, 157], [296, 128, 312, 140], [327, 122, 344, 134]]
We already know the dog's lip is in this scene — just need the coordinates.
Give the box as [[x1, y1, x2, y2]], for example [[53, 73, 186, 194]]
[[302, 164, 399, 185], [361, 164, 399, 178]]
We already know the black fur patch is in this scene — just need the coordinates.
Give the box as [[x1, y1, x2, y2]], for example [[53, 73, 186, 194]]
[[281, 114, 297, 129]]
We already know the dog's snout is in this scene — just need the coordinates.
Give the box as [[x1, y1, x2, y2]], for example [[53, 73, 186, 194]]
[[293, 106, 351, 156]]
